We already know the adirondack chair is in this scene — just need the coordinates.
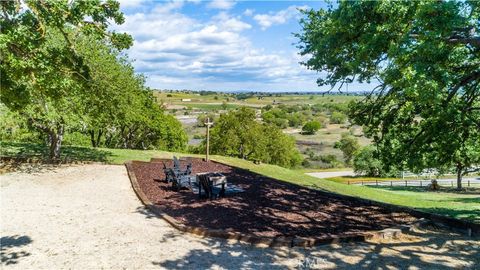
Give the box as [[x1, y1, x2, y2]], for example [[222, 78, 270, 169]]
[[172, 174, 192, 191], [173, 156, 192, 176], [197, 174, 225, 199], [162, 162, 175, 183], [173, 156, 182, 174], [169, 157, 194, 190]]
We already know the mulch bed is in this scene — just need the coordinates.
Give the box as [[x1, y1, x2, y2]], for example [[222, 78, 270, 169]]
[[129, 158, 418, 238]]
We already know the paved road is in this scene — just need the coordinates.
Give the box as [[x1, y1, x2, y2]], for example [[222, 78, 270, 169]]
[[306, 170, 355, 179], [1, 165, 478, 269]]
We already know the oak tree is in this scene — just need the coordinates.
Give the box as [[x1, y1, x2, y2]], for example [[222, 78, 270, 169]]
[[298, 0, 480, 188]]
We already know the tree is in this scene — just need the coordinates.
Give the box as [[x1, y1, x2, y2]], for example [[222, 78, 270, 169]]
[[353, 146, 384, 177], [334, 133, 360, 166], [208, 107, 302, 168], [1, 0, 132, 161], [298, 0, 480, 189], [302, 121, 322, 135]]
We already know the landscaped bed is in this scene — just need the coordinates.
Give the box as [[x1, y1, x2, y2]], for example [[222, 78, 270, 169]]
[[128, 158, 419, 239]]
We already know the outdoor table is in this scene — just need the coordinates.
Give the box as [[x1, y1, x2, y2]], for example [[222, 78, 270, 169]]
[[196, 172, 227, 198]]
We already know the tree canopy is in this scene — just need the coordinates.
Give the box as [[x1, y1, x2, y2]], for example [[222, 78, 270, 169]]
[[208, 107, 302, 168], [298, 0, 480, 188], [1, 1, 187, 160]]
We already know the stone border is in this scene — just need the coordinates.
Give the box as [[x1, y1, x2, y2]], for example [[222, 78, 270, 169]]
[[125, 160, 418, 248]]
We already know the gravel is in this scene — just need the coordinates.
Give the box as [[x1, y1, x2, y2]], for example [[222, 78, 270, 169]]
[[1, 164, 478, 269]]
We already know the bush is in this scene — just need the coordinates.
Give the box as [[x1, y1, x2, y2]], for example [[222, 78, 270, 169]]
[[334, 132, 360, 165], [330, 111, 347, 124], [302, 121, 322, 135]]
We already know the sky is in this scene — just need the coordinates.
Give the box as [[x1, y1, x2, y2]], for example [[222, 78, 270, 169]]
[[114, 0, 373, 92]]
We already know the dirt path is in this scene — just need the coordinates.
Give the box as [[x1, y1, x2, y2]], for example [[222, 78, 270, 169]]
[[1, 164, 478, 269]]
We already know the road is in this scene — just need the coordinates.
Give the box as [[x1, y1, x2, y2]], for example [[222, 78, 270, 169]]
[[306, 170, 355, 179]]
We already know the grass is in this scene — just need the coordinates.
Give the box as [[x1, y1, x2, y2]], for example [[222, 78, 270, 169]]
[[1, 141, 479, 223]]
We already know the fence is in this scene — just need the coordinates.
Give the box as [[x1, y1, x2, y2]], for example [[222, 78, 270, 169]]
[[350, 179, 478, 187]]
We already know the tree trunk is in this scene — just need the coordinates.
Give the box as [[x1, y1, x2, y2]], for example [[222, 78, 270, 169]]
[[89, 129, 103, 148], [89, 130, 96, 147], [456, 164, 463, 190], [48, 126, 64, 162], [96, 129, 103, 147]]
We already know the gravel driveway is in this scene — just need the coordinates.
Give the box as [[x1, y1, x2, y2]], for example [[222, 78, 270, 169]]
[[1, 164, 478, 269]]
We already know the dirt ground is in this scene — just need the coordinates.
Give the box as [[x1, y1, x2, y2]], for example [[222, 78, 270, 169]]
[[1, 164, 478, 269]]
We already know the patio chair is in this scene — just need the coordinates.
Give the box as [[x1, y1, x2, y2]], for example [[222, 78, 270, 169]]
[[198, 174, 223, 199], [172, 174, 193, 191], [173, 156, 181, 173], [162, 162, 175, 183]]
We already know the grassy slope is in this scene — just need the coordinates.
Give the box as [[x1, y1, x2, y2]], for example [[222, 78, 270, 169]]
[[1, 141, 478, 223]]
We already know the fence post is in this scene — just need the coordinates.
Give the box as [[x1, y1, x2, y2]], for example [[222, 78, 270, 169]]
[[468, 180, 470, 187], [361, 181, 364, 186], [376, 180, 378, 186], [391, 181, 393, 187], [405, 180, 407, 187], [420, 180, 422, 187], [348, 180, 350, 185], [451, 181, 453, 187]]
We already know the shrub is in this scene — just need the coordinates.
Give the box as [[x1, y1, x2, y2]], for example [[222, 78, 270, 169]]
[[302, 121, 322, 135], [334, 132, 360, 165], [330, 111, 347, 124]]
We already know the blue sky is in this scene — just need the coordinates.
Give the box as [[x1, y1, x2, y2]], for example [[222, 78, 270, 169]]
[[115, 0, 371, 92]]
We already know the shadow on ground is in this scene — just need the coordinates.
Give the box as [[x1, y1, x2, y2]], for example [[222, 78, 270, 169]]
[[141, 218, 480, 270], [0, 235, 33, 266], [0, 141, 112, 173]]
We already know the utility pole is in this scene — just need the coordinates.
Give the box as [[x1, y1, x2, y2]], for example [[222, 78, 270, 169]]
[[205, 117, 213, 162]]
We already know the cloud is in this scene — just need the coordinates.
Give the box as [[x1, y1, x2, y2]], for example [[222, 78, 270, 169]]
[[117, 0, 147, 8], [212, 12, 251, 32], [207, 0, 236, 10], [243, 8, 254, 17], [115, 2, 321, 91], [253, 5, 309, 30]]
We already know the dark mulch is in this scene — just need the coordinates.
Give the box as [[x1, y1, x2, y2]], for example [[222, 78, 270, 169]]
[[130, 158, 418, 238]]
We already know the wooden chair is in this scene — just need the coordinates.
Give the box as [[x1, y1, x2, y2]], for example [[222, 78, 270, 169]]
[[198, 174, 223, 199], [162, 162, 175, 183]]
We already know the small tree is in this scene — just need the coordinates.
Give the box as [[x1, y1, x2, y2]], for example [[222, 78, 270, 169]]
[[334, 133, 360, 165], [353, 146, 384, 177], [302, 121, 322, 135]]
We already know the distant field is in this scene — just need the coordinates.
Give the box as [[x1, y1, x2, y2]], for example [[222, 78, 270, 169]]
[[156, 91, 369, 168], [154, 91, 363, 108]]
